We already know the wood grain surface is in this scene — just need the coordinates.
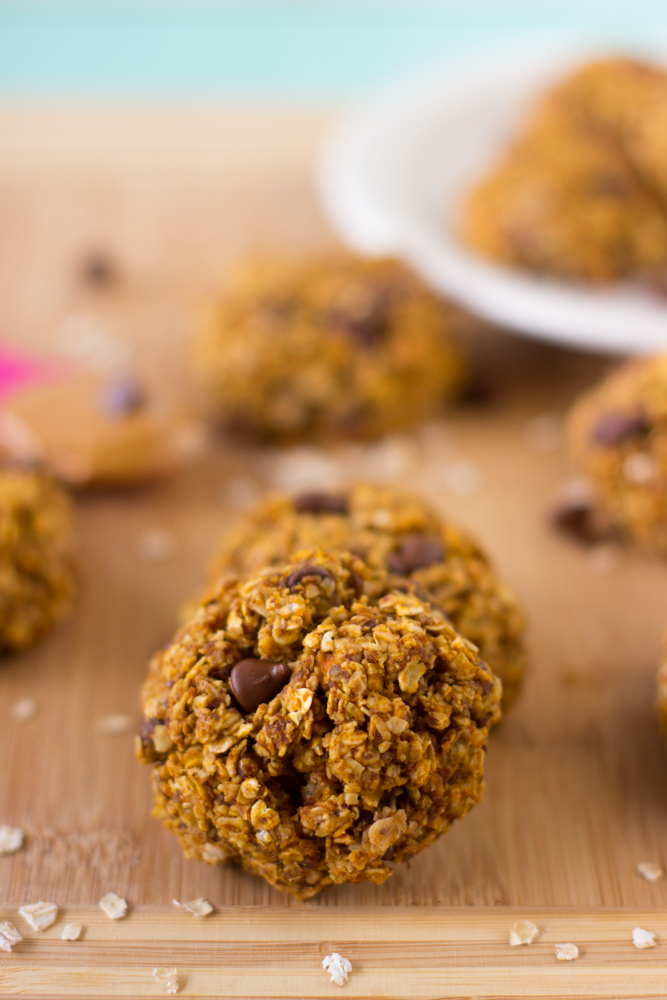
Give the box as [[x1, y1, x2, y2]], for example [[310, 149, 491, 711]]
[[1, 107, 667, 998]]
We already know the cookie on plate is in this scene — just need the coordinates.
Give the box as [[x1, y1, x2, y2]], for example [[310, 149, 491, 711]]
[[191, 254, 464, 442], [0, 469, 76, 651], [462, 57, 667, 283], [205, 484, 526, 711], [137, 550, 501, 898], [567, 353, 667, 554]]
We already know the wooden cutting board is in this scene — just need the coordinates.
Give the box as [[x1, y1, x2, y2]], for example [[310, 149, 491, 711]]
[[1, 107, 667, 999]]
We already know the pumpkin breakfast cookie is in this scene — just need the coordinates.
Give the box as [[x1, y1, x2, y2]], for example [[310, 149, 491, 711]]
[[137, 550, 501, 897], [205, 484, 526, 711]]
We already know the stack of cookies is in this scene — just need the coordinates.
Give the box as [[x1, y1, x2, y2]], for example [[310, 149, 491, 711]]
[[137, 483, 526, 897]]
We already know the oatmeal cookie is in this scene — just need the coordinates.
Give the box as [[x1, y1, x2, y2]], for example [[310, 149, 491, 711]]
[[462, 57, 667, 283], [0, 470, 76, 651], [191, 254, 464, 442], [206, 484, 525, 710], [567, 353, 667, 554], [137, 550, 501, 898]]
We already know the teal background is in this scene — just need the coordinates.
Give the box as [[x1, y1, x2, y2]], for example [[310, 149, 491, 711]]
[[1, 3, 666, 102]]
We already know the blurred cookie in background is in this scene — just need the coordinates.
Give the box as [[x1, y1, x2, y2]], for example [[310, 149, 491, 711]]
[[567, 353, 667, 554], [191, 254, 465, 443], [462, 57, 667, 285], [0, 469, 76, 652]]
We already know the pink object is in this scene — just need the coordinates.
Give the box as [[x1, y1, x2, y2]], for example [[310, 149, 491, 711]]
[[0, 347, 70, 403]]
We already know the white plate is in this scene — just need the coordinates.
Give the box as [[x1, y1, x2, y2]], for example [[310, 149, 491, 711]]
[[316, 42, 667, 355]]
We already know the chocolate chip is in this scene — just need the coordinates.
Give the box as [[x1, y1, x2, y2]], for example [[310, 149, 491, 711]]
[[293, 492, 349, 515], [229, 658, 291, 714], [348, 570, 364, 595], [285, 563, 334, 589], [387, 535, 445, 574], [592, 410, 649, 446], [551, 499, 620, 546], [589, 173, 630, 198], [459, 375, 497, 407], [139, 717, 161, 742], [326, 287, 392, 346], [100, 375, 146, 417], [208, 665, 231, 682], [82, 252, 116, 286]]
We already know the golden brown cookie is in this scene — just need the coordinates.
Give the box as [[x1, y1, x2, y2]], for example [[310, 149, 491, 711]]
[[0, 368, 203, 486], [462, 57, 667, 283], [0, 470, 76, 651], [567, 353, 667, 554], [204, 484, 526, 711], [137, 549, 501, 898], [191, 254, 464, 442]]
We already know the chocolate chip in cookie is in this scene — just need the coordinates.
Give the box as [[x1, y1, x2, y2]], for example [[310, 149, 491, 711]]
[[388, 534, 445, 574], [285, 563, 334, 589], [230, 658, 291, 713], [99, 376, 146, 417], [592, 409, 649, 446], [293, 492, 349, 515]]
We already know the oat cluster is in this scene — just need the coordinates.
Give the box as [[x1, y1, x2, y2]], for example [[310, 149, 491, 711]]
[[206, 484, 526, 710], [463, 58, 667, 283], [567, 354, 667, 555], [0, 470, 75, 651], [191, 254, 464, 442], [138, 550, 501, 898]]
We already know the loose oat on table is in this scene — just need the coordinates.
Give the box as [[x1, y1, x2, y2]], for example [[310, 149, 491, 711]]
[[637, 861, 663, 881], [191, 253, 465, 443], [97, 712, 134, 736], [633, 926, 657, 949], [138, 549, 501, 898], [53, 314, 132, 374], [0, 824, 24, 854], [19, 901, 58, 931], [10, 696, 37, 722], [61, 922, 82, 941], [438, 459, 482, 497], [0, 471, 75, 652], [586, 544, 623, 575], [462, 57, 667, 284], [99, 892, 127, 919], [554, 942, 579, 961], [568, 353, 667, 556], [322, 953, 352, 987], [173, 897, 213, 917], [0, 920, 22, 952], [154, 967, 179, 995], [509, 920, 540, 946], [202, 483, 525, 711], [138, 528, 177, 563], [524, 414, 562, 453]]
